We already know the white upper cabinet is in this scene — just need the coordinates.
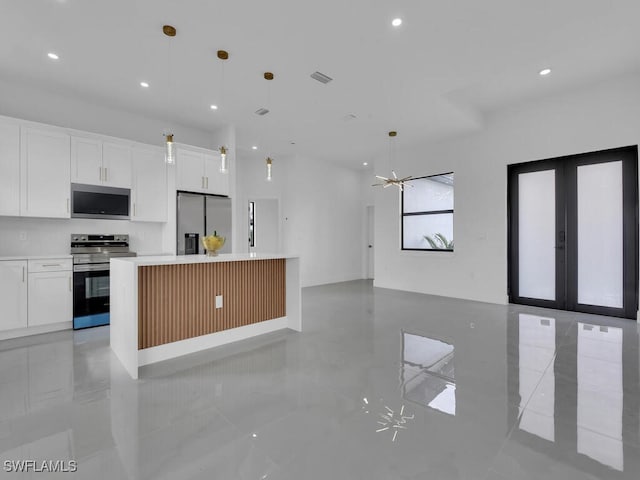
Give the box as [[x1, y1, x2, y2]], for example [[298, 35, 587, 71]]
[[131, 146, 167, 222], [204, 152, 230, 196], [71, 136, 132, 188], [20, 127, 71, 218], [177, 148, 206, 193], [177, 146, 229, 196], [70, 136, 102, 185], [102, 141, 132, 188], [0, 120, 21, 216]]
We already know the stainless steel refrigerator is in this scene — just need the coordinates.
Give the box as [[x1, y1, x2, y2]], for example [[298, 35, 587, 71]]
[[177, 192, 232, 255]]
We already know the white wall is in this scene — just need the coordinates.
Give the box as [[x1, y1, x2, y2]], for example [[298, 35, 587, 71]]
[[0, 217, 164, 256], [374, 72, 640, 306], [236, 153, 365, 287]]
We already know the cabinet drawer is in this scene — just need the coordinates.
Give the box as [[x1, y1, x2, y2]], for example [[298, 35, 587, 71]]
[[28, 258, 72, 273]]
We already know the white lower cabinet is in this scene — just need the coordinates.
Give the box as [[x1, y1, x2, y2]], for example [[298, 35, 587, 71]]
[[27, 260, 73, 327], [0, 261, 28, 332]]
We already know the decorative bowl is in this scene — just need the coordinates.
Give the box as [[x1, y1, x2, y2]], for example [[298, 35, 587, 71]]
[[201, 235, 225, 256]]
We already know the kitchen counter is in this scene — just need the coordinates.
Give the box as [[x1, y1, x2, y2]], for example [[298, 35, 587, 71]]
[[0, 254, 72, 261], [112, 252, 297, 266], [110, 254, 301, 379]]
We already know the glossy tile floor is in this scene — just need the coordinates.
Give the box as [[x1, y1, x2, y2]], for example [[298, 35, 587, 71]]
[[1, 280, 639, 479]]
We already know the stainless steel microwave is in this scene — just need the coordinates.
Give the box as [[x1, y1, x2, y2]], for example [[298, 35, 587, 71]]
[[70, 184, 130, 220]]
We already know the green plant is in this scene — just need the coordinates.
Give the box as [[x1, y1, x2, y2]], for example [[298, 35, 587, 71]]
[[424, 233, 454, 250]]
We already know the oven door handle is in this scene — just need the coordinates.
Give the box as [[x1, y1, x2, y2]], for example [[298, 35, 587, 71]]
[[73, 264, 111, 273]]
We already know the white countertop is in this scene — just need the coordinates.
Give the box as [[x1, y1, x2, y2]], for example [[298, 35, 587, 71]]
[[0, 254, 72, 261], [111, 253, 298, 267]]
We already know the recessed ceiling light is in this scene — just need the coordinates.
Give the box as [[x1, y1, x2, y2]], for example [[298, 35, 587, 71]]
[[140, 81, 149, 88], [539, 68, 551, 76], [392, 18, 402, 27], [363, 162, 368, 166], [252, 146, 258, 150], [210, 104, 218, 110], [47, 52, 59, 60]]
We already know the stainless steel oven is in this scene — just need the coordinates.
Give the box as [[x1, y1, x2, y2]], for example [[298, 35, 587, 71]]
[[71, 234, 136, 329]]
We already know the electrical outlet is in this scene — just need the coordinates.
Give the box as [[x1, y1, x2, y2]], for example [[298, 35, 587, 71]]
[[19, 231, 27, 241], [215, 295, 223, 309]]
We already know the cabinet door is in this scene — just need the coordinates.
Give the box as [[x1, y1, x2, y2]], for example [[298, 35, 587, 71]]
[[20, 127, 71, 218], [132, 147, 167, 222], [28, 271, 73, 327], [0, 121, 21, 216], [176, 149, 205, 193], [0, 261, 28, 331], [103, 141, 132, 188], [71, 136, 102, 185], [204, 152, 230, 196]]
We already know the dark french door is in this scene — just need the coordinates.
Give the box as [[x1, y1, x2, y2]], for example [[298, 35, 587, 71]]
[[508, 146, 638, 319]]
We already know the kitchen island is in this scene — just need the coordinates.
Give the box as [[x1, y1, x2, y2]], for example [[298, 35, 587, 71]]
[[110, 253, 301, 379]]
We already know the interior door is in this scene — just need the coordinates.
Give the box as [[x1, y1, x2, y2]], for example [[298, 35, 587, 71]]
[[508, 146, 638, 319]]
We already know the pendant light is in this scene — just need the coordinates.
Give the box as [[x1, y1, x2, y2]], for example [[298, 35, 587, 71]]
[[262, 71, 275, 181], [165, 133, 175, 165], [219, 146, 228, 173], [163, 24, 177, 165], [216, 50, 229, 173], [372, 131, 415, 191], [266, 157, 273, 181]]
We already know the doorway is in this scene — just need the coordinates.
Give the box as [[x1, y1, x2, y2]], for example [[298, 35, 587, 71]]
[[366, 205, 375, 279], [508, 146, 638, 319], [248, 199, 280, 253]]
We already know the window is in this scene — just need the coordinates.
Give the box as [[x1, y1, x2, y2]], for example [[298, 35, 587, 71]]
[[401, 173, 454, 251]]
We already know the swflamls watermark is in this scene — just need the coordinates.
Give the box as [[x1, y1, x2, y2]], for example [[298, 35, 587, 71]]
[[3, 460, 77, 473]]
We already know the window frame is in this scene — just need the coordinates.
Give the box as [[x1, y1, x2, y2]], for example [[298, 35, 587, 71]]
[[400, 172, 455, 252]]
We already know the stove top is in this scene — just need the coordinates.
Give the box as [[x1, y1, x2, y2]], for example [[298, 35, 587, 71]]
[[70, 234, 136, 264]]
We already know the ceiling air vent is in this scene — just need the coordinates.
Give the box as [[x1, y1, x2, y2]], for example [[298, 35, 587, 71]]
[[255, 108, 270, 116], [310, 71, 333, 84]]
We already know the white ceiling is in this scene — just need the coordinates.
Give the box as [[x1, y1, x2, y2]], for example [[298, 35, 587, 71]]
[[3, 0, 640, 167]]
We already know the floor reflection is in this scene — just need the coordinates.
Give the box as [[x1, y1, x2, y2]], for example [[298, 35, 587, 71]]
[[401, 331, 456, 416], [518, 313, 556, 441], [508, 312, 638, 477], [577, 322, 623, 471]]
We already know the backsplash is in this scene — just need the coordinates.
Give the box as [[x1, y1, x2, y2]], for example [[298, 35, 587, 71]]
[[0, 217, 166, 256]]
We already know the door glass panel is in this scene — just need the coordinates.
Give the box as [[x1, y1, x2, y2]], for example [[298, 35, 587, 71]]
[[518, 170, 556, 300], [577, 161, 623, 308]]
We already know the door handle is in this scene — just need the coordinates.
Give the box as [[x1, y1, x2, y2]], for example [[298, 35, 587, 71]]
[[99, 166, 103, 181], [368, 245, 373, 248], [104, 167, 108, 182]]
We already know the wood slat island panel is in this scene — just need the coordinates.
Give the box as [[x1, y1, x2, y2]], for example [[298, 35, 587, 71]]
[[138, 259, 286, 349]]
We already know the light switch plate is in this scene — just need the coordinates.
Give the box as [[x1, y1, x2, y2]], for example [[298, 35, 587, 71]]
[[215, 295, 223, 309]]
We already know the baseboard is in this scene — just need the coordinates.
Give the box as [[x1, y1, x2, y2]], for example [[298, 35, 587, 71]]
[[0, 321, 72, 341]]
